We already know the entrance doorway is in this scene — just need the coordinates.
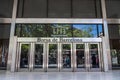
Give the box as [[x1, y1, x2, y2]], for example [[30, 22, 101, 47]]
[[16, 40, 103, 72], [74, 43, 102, 71]]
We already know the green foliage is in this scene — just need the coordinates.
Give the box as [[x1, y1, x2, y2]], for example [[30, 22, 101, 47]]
[[16, 24, 94, 37]]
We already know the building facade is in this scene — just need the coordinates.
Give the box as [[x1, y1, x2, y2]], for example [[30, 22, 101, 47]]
[[0, 0, 120, 72]]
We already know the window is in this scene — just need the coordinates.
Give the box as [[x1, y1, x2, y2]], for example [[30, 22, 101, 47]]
[[108, 25, 120, 69], [0, 24, 10, 70], [17, 0, 47, 18], [15, 24, 103, 38], [48, 0, 71, 18], [0, 0, 13, 18], [17, 0, 102, 18], [0, 24, 11, 39], [106, 0, 120, 18], [72, 0, 102, 18], [108, 25, 120, 39], [72, 24, 103, 37]]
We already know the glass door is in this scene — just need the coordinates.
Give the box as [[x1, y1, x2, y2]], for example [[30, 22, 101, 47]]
[[47, 43, 59, 71], [74, 43, 102, 72], [60, 43, 73, 71], [18, 43, 31, 71], [33, 43, 45, 71], [74, 43, 86, 71], [88, 43, 101, 71]]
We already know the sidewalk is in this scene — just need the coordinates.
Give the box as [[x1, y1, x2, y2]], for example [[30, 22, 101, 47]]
[[0, 70, 120, 80]]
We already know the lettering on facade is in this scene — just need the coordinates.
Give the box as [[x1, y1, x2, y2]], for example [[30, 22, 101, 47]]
[[59, 38, 83, 43], [52, 27, 68, 37], [37, 38, 83, 43]]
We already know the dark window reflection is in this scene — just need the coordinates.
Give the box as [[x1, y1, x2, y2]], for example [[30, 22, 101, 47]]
[[0, 0, 13, 18], [109, 37, 120, 68], [111, 49, 120, 69], [0, 40, 9, 70], [48, 0, 71, 18], [48, 44, 58, 68], [15, 24, 103, 38], [17, 0, 47, 18], [73, 0, 102, 18], [108, 25, 120, 69], [0, 24, 10, 70], [17, 0, 101, 18], [106, 0, 120, 18], [76, 44, 85, 68]]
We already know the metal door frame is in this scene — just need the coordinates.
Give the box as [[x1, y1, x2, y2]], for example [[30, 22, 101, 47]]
[[87, 42, 102, 72], [73, 43, 87, 72], [16, 42, 32, 72], [33, 43, 45, 72], [59, 43, 73, 72], [74, 42, 103, 72], [46, 43, 59, 72], [15, 37, 103, 72]]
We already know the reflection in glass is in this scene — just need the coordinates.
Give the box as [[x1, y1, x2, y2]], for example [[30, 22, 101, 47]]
[[89, 44, 99, 68], [62, 44, 71, 68], [17, 0, 47, 18], [0, 0, 14, 18], [15, 24, 47, 37], [76, 44, 85, 68], [20, 44, 30, 68], [73, 24, 98, 37], [15, 24, 103, 38], [51, 24, 72, 37], [106, 0, 120, 18], [34, 44, 43, 68], [48, 0, 71, 18], [111, 49, 120, 68], [0, 40, 9, 70], [73, 0, 102, 18], [48, 44, 58, 68]]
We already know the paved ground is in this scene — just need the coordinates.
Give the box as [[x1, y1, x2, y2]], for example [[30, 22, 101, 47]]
[[0, 70, 120, 80]]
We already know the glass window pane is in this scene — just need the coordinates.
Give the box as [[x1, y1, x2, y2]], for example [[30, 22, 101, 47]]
[[20, 44, 30, 68], [48, 44, 58, 68], [34, 44, 43, 68], [15, 24, 72, 37], [15, 24, 103, 38], [72, 24, 99, 37], [108, 25, 120, 69], [0, 0, 13, 18], [15, 24, 47, 37], [0, 24, 10, 70], [76, 44, 85, 68], [98, 25, 104, 37], [0, 24, 11, 39], [73, 0, 102, 18], [48, 0, 71, 18], [106, 0, 120, 18], [111, 49, 120, 69], [17, 0, 47, 18], [108, 25, 120, 39], [89, 44, 99, 68], [62, 44, 71, 68], [0, 40, 9, 70]]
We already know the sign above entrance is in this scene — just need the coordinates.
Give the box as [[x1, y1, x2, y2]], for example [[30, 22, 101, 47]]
[[37, 38, 83, 43], [17, 37, 102, 43]]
